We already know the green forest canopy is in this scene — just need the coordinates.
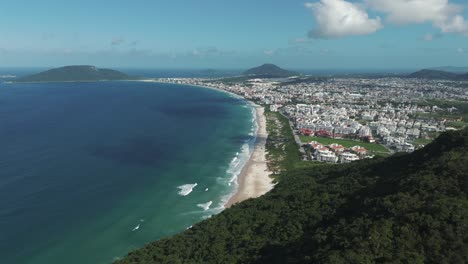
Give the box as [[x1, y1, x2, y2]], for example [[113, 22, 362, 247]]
[[117, 128, 468, 264]]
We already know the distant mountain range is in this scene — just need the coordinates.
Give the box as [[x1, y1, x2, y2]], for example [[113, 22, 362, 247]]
[[428, 66, 468, 73], [243, 64, 299, 78], [408, 69, 468, 80], [14, 65, 132, 82]]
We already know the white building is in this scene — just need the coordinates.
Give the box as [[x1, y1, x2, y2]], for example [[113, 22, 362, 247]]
[[315, 148, 338, 163], [359, 126, 372, 137], [340, 152, 360, 163]]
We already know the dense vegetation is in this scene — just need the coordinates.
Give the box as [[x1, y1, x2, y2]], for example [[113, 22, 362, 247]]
[[408, 69, 468, 80], [264, 110, 323, 175], [117, 128, 468, 264], [15, 65, 131, 82], [243, 64, 299, 78], [414, 100, 468, 128]]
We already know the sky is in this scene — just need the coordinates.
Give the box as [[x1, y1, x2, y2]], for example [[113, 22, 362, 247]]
[[0, 0, 467, 69]]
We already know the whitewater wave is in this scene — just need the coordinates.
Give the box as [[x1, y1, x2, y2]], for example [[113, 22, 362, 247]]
[[215, 105, 259, 210], [197, 201, 213, 211], [177, 183, 198, 196]]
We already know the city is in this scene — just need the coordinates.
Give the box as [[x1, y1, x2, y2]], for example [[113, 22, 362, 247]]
[[157, 76, 468, 163]]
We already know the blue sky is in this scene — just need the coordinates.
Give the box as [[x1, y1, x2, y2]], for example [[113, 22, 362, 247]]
[[0, 0, 467, 69]]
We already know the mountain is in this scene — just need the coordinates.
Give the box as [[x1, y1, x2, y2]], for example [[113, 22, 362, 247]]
[[243, 64, 299, 78], [429, 66, 468, 73], [408, 69, 468, 80], [14, 65, 132, 82], [117, 128, 468, 264]]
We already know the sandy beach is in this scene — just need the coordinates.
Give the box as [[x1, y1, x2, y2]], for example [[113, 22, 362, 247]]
[[142, 80, 275, 207], [226, 106, 274, 207]]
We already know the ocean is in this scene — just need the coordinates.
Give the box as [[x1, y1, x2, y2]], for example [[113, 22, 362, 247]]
[[0, 79, 256, 263]]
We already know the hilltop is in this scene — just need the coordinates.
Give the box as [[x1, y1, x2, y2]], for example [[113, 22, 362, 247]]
[[429, 66, 468, 73], [117, 128, 468, 263], [408, 69, 468, 80], [243, 64, 299, 78], [14, 65, 132, 83]]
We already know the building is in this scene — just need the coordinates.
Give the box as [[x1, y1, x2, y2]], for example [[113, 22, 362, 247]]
[[351, 145, 367, 156], [308, 141, 323, 150], [329, 143, 345, 154], [359, 126, 372, 137], [316, 147, 338, 163], [340, 152, 360, 163], [396, 142, 415, 153]]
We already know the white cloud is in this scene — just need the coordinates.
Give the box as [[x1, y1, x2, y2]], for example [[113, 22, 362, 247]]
[[190, 47, 235, 57], [424, 33, 434, 41], [263, 49, 277, 56], [458, 47, 465, 54], [290, 37, 310, 44], [366, 0, 468, 35], [111, 37, 125, 45], [423, 32, 443, 41], [320, 48, 330, 54], [305, 0, 383, 38]]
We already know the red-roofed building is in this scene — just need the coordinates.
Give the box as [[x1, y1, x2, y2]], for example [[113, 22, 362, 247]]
[[308, 141, 324, 150], [315, 130, 332, 137], [328, 143, 345, 153], [299, 128, 313, 136], [351, 145, 367, 156]]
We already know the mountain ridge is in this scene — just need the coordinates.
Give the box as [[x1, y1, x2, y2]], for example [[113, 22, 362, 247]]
[[243, 64, 299, 78], [428, 66, 468, 73], [117, 128, 468, 263], [408, 69, 468, 80], [14, 65, 132, 83]]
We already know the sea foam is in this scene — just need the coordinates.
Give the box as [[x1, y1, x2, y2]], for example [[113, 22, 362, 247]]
[[215, 106, 259, 210], [196, 201, 213, 211], [177, 183, 198, 196]]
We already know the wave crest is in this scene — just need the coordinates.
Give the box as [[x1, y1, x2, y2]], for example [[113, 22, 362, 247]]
[[177, 183, 198, 196], [196, 201, 213, 211]]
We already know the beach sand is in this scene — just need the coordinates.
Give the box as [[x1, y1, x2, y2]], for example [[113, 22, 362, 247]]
[[226, 106, 274, 207]]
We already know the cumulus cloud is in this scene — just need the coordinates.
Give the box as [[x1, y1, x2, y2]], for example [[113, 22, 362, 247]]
[[293, 38, 309, 43], [189, 47, 235, 57], [424, 33, 435, 41], [423, 32, 443, 41], [305, 0, 383, 38], [111, 37, 125, 45], [263, 49, 277, 56], [366, 0, 468, 35]]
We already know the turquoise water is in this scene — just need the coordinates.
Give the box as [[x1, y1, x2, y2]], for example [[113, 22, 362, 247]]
[[0, 81, 255, 263]]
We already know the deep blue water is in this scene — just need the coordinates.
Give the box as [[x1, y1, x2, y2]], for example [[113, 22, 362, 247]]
[[0, 80, 254, 263]]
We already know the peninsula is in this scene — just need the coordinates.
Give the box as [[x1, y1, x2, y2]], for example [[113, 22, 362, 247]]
[[14, 65, 132, 83]]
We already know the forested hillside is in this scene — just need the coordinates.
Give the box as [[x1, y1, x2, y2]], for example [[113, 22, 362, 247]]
[[117, 128, 468, 264]]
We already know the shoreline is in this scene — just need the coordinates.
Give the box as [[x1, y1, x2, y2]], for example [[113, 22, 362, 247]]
[[137, 79, 274, 207], [225, 106, 274, 207]]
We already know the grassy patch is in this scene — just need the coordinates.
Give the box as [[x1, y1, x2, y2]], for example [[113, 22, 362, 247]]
[[299, 135, 390, 153], [413, 138, 433, 146], [264, 110, 324, 180], [447, 121, 468, 129]]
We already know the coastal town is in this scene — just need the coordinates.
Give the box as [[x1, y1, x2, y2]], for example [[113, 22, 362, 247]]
[[157, 76, 468, 164]]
